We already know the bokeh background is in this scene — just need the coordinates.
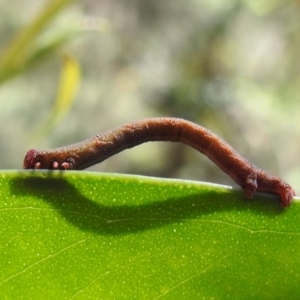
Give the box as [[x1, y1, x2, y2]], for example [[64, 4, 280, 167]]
[[0, 0, 299, 194]]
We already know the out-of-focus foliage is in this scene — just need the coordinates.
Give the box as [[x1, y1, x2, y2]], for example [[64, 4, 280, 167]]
[[0, 0, 82, 142], [31, 54, 81, 143], [0, 0, 78, 83], [0, 0, 299, 194]]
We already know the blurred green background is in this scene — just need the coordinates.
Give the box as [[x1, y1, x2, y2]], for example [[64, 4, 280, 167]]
[[0, 0, 299, 194]]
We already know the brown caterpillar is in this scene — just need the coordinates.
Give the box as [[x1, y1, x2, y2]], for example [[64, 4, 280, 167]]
[[23, 118, 295, 207]]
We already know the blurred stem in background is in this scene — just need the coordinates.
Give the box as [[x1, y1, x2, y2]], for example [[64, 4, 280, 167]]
[[0, 0, 78, 83], [0, 0, 81, 143], [30, 54, 81, 144]]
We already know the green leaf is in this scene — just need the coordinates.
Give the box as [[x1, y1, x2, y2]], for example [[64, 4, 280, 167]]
[[0, 170, 299, 299]]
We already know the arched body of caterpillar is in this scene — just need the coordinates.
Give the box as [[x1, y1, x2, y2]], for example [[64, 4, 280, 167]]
[[23, 118, 295, 207]]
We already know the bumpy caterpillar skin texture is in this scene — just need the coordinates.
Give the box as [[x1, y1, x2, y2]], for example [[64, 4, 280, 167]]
[[23, 118, 295, 207]]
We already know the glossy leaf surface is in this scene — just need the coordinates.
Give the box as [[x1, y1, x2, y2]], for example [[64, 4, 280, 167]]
[[0, 171, 299, 299]]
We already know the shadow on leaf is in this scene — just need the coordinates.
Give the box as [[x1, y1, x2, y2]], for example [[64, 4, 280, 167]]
[[10, 173, 283, 235]]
